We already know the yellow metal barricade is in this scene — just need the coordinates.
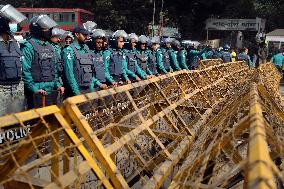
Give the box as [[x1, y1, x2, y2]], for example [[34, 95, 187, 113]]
[[1, 61, 284, 189]]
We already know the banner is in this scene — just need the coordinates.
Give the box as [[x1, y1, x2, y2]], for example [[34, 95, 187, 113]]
[[205, 18, 265, 31]]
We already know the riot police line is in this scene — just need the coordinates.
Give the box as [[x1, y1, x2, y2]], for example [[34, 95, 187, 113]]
[[0, 4, 253, 118]]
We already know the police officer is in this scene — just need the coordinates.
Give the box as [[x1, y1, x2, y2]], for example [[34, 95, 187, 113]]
[[21, 15, 64, 109], [161, 38, 181, 72], [237, 47, 253, 67], [221, 44, 232, 63], [146, 36, 168, 75], [64, 33, 73, 46], [212, 47, 223, 59], [62, 26, 95, 96], [84, 21, 97, 50], [136, 35, 153, 79], [171, 39, 189, 70], [89, 29, 108, 92], [104, 30, 137, 86], [187, 43, 206, 69], [50, 28, 67, 80], [272, 49, 284, 73], [124, 33, 145, 81], [201, 45, 214, 60], [0, 4, 27, 116]]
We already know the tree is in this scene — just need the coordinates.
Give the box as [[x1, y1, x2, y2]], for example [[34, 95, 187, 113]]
[[6, 0, 284, 39]]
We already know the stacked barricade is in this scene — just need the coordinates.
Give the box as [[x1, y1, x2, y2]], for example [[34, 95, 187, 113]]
[[1, 60, 284, 189], [198, 58, 223, 69]]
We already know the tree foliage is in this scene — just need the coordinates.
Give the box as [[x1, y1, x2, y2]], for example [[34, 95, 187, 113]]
[[5, 0, 284, 39]]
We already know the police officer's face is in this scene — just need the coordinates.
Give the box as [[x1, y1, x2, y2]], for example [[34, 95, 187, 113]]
[[117, 37, 124, 49], [131, 39, 137, 49], [65, 37, 72, 45], [95, 38, 104, 51], [50, 36, 61, 44], [76, 33, 88, 44], [140, 43, 146, 50], [103, 39, 108, 48], [166, 43, 171, 48], [152, 43, 158, 50]]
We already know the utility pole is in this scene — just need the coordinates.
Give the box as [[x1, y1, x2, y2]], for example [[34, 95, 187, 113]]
[[152, 0, 156, 37], [157, 0, 164, 37]]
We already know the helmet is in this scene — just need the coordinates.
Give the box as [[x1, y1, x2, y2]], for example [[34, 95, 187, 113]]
[[0, 4, 27, 24], [164, 37, 174, 44], [171, 39, 180, 50], [129, 33, 138, 42], [52, 28, 68, 38], [138, 35, 149, 43], [112, 30, 128, 39], [29, 15, 57, 39], [65, 32, 74, 39], [92, 29, 106, 39], [218, 47, 223, 51], [83, 21, 97, 33], [30, 15, 57, 30], [150, 36, 160, 44], [223, 44, 230, 51]]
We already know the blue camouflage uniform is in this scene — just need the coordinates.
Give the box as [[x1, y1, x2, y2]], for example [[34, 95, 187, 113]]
[[62, 41, 93, 96], [124, 48, 147, 80], [90, 49, 112, 92], [104, 48, 134, 83]]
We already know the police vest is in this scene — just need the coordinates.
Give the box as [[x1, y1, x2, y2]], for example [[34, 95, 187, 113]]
[[109, 49, 124, 76], [93, 52, 106, 83], [136, 52, 148, 72], [125, 51, 137, 73], [147, 51, 157, 73], [29, 40, 55, 82], [222, 52, 231, 63], [237, 53, 248, 63], [189, 50, 200, 68], [163, 49, 171, 70], [53, 45, 63, 74], [0, 41, 22, 83], [70, 44, 94, 87]]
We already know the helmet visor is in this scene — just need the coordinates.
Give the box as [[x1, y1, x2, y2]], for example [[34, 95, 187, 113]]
[[83, 21, 97, 33], [92, 29, 106, 38], [35, 15, 57, 29], [113, 30, 128, 39], [0, 4, 27, 24], [52, 28, 68, 38]]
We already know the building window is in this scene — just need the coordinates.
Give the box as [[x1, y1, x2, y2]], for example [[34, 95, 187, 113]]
[[59, 14, 63, 22], [63, 13, 70, 22], [72, 13, 75, 22]]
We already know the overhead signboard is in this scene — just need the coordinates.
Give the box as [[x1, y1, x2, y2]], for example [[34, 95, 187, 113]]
[[205, 18, 265, 32]]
